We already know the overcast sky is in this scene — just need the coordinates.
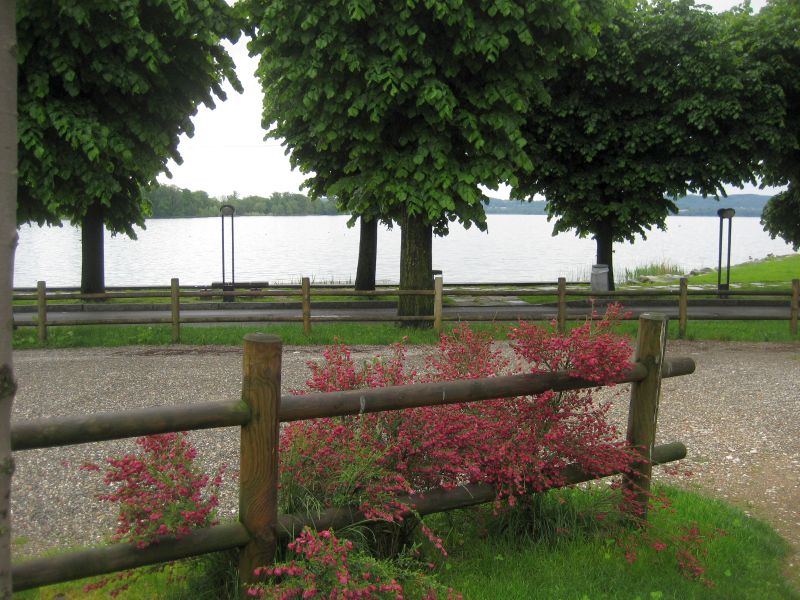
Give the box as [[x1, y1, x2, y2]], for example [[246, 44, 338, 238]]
[[158, 0, 778, 200]]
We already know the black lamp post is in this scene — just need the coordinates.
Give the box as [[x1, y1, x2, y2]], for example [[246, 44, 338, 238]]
[[717, 207, 735, 297], [220, 204, 235, 302]]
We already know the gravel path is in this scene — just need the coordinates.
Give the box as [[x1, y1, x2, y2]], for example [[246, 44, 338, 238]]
[[9, 341, 800, 585]]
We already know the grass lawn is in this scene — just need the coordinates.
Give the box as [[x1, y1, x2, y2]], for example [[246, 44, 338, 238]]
[[14, 486, 798, 599], [11, 317, 799, 350], [436, 486, 798, 599], [615, 255, 799, 287], [686, 254, 799, 286]]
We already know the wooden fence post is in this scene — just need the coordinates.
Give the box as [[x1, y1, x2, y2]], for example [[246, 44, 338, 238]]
[[557, 277, 566, 334], [791, 279, 799, 336], [37, 280, 47, 342], [301, 277, 311, 335], [433, 276, 443, 335], [624, 313, 667, 523], [170, 278, 180, 343], [678, 277, 688, 339], [239, 334, 282, 585]]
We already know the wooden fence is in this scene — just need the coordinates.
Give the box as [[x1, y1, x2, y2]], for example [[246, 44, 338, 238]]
[[10, 314, 692, 592], [13, 276, 800, 342]]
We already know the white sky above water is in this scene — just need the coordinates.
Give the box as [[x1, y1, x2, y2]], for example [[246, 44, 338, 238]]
[[158, 0, 780, 200]]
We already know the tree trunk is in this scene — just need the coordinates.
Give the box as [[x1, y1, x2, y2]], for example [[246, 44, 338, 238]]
[[0, 2, 17, 595], [398, 209, 433, 326], [354, 216, 378, 291], [595, 219, 615, 291], [81, 200, 105, 295]]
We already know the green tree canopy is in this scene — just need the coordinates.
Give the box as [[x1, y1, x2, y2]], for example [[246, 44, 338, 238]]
[[145, 185, 219, 218], [246, 0, 615, 316], [17, 0, 243, 237], [761, 185, 800, 250], [512, 0, 783, 287], [740, 0, 800, 249]]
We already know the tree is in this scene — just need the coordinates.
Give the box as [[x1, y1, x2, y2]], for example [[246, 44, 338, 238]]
[[0, 1, 15, 594], [246, 0, 615, 320], [761, 186, 800, 250], [144, 185, 219, 218], [354, 216, 378, 291], [17, 1, 242, 292], [741, 0, 800, 248], [513, 0, 782, 289]]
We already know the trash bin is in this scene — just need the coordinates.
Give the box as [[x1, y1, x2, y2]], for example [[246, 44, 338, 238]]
[[591, 264, 610, 292]]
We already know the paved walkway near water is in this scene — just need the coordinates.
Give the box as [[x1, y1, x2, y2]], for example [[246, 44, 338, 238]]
[[11, 300, 794, 326]]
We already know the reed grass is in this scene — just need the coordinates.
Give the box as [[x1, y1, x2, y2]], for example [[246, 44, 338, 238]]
[[620, 260, 686, 283]]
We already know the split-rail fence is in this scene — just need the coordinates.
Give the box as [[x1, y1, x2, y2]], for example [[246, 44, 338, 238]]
[[10, 314, 692, 592], [13, 276, 800, 342]]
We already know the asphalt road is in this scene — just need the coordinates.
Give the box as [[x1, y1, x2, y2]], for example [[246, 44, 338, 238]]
[[12, 300, 794, 326]]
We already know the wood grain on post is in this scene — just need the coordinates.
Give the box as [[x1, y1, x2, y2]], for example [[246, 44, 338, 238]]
[[433, 276, 443, 335], [239, 334, 282, 584], [624, 313, 668, 523], [170, 278, 180, 343], [557, 277, 566, 334], [301, 277, 311, 335], [37, 280, 47, 342], [678, 277, 688, 339], [791, 279, 798, 336]]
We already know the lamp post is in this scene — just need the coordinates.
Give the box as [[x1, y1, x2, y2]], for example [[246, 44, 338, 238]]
[[717, 208, 735, 298], [220, 204, 235, 303]]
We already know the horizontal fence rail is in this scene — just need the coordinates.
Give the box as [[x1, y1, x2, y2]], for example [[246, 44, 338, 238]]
[[279, 357, 695, 422], [10, 400, 251, 452], [12, 523, 252, 591], [9, 358, 694, 451], [13, 441, 686, 592], [273, 440, 687, 537], [11, 315, 691, 592]]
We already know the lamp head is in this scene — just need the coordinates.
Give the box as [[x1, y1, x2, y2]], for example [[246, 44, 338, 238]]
[[717, 208, 735, 219]]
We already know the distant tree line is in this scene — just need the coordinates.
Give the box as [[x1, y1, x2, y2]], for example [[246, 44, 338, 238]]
[[484, 195, 772, 217], [147, 185, 773, 219], [144, 185, 341, 217]]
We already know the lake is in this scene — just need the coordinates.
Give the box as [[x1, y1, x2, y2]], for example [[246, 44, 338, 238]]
[[13, 215, 798, 287]]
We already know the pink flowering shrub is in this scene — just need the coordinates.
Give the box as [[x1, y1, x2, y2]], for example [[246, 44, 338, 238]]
[[82, 432, 225, 549], [508, 303, 632, 383], [245, 528, 460, 599], [279, 307, 637, 546]]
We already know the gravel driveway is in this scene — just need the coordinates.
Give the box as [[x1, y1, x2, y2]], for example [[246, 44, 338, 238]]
[[9, 340, 800, 585]]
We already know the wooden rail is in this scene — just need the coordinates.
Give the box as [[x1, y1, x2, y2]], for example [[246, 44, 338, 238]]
[[9, 360, 693, 452], [10, 315, 692, 591]]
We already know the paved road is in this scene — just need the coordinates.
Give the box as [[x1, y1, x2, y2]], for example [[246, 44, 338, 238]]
[[12, 300, 794, 326]]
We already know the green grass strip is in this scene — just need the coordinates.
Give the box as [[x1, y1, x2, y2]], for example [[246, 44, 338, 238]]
[[435, 485, 798, 600], [12, 318, 799, 350], [14, 487, 798, 599], [686, 254, 799, 285]]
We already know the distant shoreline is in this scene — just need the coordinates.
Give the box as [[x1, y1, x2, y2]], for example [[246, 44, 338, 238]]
[[144, 184, 773, 218]]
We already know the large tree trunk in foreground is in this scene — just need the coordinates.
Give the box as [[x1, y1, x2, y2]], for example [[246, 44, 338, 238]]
[[354, 216, 378, 291], [398, 209, 433, 326], [0, 2, 17, 595], [81, 200, 105, 295], [594, 219, 615, 291]]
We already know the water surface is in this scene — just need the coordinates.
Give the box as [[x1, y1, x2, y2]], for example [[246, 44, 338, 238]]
[[14, 215, 797, 287]]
